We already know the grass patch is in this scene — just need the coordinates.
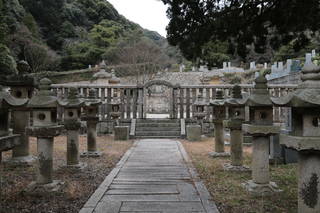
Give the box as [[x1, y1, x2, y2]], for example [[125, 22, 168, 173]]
[[181, 138, 298, 213]]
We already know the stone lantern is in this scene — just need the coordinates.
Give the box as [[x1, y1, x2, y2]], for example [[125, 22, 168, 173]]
[[223, 85, 250, 172], [58, 87, 86, 170], [0, 85, 24, 162], [110, 97, 122, 125], [193, 95, 208, 120], [209, 90, 230, 157], [26, 78, 64, 193], [3, 61, 37, 166], [241, 75, 281, 196], [271, 60, 320, 212], [81, 89, 102, 157], [108, 69, 121, 85]]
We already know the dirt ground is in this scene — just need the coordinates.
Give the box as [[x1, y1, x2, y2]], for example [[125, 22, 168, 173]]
[[180, 137, 298, 213], [0, 135, 133, 213]]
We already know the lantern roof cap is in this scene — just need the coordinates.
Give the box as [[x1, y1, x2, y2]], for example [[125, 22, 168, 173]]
[[84, 89, 102, 106], [108, 69, 121, 84], [28, 78, 59, 108], [0, 85, 28, 107], [225, 85, 246, 106], [271, 61, 320, 107], [92, 69, 112, 80], [239, 75, 273, 107], [210, 90, 226, 106], [58, 87, 85, 108]]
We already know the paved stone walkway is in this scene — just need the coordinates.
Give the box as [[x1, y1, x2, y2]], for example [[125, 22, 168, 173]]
[[80, 139, 219, 213]]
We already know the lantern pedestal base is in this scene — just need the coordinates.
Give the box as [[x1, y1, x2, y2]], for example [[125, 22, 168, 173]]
[[80, 151, 102, 158], [63, 162, 87, 171], [25, 180, 65, 196], [209, 151, 230, 158], [242, 180, 282, 196], [223, 163, 250, 172], [4, 155, 37, 167]]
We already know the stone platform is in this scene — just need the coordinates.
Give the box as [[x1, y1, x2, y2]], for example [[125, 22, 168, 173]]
[[80, 139, 219, 213]]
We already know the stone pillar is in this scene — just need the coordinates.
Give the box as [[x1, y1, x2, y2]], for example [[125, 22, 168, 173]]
[[214, 121, 224, 152], [65, 122, 87, 169], [81, 119, 101, 157], [298, 153, 320, 213], [252, 136, 270, 184], [37, 137, 53, 184], [242, 130, 281, 196], [230, 128, 243, 166], [8, 110, 36, 165], [223, 120, 250, 172], [67, 130, 79, 165], [209, 121, 230, 157]]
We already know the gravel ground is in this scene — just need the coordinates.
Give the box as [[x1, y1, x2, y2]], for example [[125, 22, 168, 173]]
[[0, 135, 133, 213]]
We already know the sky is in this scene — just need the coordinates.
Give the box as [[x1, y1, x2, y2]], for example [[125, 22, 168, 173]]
[[107, 0, 169, 37]]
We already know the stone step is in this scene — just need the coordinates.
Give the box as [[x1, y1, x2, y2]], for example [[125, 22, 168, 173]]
[[137, 119, 179, 124], [136, 127, 181, 132], [135, 131, 180, 137], [136, 123, 180, 128]]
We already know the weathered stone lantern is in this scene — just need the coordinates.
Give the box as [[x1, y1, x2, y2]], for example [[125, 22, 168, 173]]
[[26, 78, 64, 193], [110, 97, 122, 126], [108, 69, 121, 85], [272, 60, 320, 212], [193, 95, 208, 120], [81, 89, 102, 157], [59, 87, 86, 170], [3, 61, 37, 165], [223, 85, 250, 172], [241, 75, 281, 196], [209, 90, 230, 157], [0, 85, 24, 162]]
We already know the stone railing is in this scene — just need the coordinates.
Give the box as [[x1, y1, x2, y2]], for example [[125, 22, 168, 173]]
[[52, 83, 298, 123]]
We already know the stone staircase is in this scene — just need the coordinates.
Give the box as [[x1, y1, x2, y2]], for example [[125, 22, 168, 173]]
[[135, 119, 181, 138]]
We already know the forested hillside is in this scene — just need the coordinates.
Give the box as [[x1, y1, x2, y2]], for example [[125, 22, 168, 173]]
[[0, 0, 182, 76]]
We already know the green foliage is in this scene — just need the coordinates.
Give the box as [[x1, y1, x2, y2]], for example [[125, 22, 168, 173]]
[[2, 0, 183, 72], [89, 20, 124, 47], [162, 0, 320, 62], [0, 44, 17, 76], [274, 39, 319, 62]]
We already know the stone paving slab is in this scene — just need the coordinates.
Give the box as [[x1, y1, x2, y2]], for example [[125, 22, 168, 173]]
[[79, 139, 219, 213]]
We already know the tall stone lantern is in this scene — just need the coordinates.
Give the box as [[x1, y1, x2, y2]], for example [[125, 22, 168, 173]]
[[0, 85, 25, 162], [3, 61, 37, 165], [223, 85, 250, 172], [209, 90, 230, 157], [26, 78, 64, 193], [81, 89, 102, 157], [59, 87, 87, 170], [272, 60, 320, 212], [241, 75, 281, 196], [193, 95, 209, 130]]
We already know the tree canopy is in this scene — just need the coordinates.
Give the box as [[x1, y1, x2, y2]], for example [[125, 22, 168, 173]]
[[162, 0, 320, 62]]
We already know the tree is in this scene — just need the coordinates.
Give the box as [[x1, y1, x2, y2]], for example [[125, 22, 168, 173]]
[[162, 0, 320, 62], [111, 36, 167, 84]]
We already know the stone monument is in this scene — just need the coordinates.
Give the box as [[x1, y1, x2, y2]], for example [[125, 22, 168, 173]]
[[241, 75, 281, 196], [272, 60, 320, 212], [209, 90, 230, 157], [59, 87, 87, 170], [223, 85, 250, 172], [81, 89, 102, 157], [26, 78, 64, 194]]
